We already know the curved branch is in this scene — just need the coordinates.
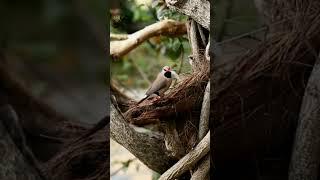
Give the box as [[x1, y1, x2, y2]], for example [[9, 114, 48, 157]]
[[165, 0, 210, 30], [110, 103, 175, 173], [289, 52, 320, 180], [110, 19, 187, 59], [191, 154, 210, 180], [159, 131, 210, 180]]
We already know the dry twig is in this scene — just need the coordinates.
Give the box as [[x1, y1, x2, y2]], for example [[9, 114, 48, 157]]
[[158, 131, 210, 180]]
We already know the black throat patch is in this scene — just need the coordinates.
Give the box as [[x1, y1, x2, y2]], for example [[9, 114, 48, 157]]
[[164, 71, 171, 78]]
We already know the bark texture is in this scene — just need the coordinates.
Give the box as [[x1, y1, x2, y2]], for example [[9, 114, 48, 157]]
[[110, 103, 175, 173], [158, 131, 210, 180], [191, 154, 210, 180], [165, 0, 210, 30], [199, 81, 210, 140], [289, 53, 320, 180]]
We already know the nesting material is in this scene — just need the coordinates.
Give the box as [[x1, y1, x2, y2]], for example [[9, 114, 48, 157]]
[[213, 0, 320, 162]]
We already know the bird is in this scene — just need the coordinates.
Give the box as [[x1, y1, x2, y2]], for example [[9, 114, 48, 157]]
[[137, 66, 179, 104]]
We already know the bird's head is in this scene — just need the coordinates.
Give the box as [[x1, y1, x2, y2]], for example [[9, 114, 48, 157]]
[[162, 66, 171, 72], [162, 66, 180, 81]]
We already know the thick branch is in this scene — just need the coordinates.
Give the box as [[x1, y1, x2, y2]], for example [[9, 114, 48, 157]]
[[163, 119, 186, 159], [289, 53, 320, 180], [159, 131, 210, 180], [189, 20, 201, 65], [199, 81, 210, 140], [111, 81, 134, 112], [188, 19, 207, 71], [110, 103, 175, 173], [190, 154, 210, 180], [165, 0, 210, 30], [110, 33, 128, 40], [110, 19, 187, 58]]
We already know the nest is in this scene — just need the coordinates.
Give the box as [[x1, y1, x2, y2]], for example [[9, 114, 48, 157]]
[[117, 58, 210, 153], [44, 130, 108, 180], [124, 60, 209, 121], [213, 0, 320, 165]]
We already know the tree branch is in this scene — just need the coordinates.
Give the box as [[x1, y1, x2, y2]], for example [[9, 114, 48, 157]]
[[165, 0, 210, 30], [163, 119, 186, 159], [110, 33, 128, 40], [289, 52, 320, 180], [190, 154, 210, 180], [158, 131, 210, 180], [188, 19, 206, 70], [110, 19, 187, 59], [199, 81, 210, 140], [110, 102, 175, 173]]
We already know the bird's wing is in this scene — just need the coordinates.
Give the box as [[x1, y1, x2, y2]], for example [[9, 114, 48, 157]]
[[145, 74, 167, 96]]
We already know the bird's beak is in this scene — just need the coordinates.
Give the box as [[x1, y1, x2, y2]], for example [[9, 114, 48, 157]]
[[171, 71, 180, 81]]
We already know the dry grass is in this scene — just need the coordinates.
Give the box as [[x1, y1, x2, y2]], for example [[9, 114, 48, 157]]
[[44, 130, 108, 180], [212, 0, 320, 162], [119, 55, 209, 152]]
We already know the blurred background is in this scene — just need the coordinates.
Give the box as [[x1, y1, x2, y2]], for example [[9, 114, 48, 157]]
[[110, 0, 191, 100], [110, 0, 191, 179], [0, 0, 107, 123], [214, 0, 263, 64]]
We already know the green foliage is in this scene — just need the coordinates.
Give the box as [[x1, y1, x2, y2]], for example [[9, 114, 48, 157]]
[[132, 4, 154, 22], [110, 0, 156, 33], [152, 0, 187, 21], [160, 37, 184, 60], [111, 0, 191, 90]]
